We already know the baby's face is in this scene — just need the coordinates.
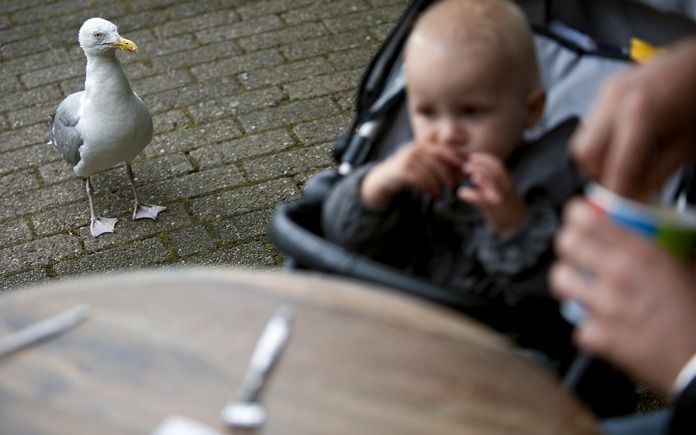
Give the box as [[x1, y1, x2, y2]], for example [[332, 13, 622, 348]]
[[405, 42, 533, 160]]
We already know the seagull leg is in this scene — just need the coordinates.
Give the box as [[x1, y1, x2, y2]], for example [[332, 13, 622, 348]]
[[126, 162, 167, 220], [86, 177, 118, 237]]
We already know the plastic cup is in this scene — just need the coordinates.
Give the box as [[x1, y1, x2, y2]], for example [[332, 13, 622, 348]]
[[561, 182, 696, 325], [585, 182, 696, 259]]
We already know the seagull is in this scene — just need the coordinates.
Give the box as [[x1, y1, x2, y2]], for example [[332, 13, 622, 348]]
[[49, 17, 166, 237]]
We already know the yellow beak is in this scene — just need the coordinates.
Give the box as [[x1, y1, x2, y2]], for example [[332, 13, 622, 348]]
[[111, 37, 138, 52]]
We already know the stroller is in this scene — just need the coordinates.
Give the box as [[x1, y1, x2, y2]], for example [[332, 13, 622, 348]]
[[269, 0, 696, 415]]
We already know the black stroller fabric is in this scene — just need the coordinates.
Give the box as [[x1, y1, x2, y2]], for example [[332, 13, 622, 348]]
[[269, 0, 696, 416]]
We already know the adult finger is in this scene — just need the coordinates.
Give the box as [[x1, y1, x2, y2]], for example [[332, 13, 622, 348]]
[[601, 87, 659, 195], [570, 72, 627, 180], [549, 261, 595, 303]]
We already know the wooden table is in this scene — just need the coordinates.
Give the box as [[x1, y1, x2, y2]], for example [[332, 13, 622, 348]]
[[0, 268, 597, 434]]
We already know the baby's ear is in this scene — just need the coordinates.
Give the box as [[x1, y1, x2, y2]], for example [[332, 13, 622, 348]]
[[524, 87, 546, 129]]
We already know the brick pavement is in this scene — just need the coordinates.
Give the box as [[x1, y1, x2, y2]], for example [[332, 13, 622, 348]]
[[0, 0, 408, 290]]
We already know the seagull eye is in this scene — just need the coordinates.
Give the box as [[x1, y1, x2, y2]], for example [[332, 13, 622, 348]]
[[93, 32, 102, 39]]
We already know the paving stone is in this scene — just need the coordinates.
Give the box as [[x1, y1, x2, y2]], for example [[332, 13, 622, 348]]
[[3, 84, 63, 112], [20, 59, 84, 89], [189, 86, 284, 125], [11, 0, 92, 25], [236, 0, 313, 19], [280, 30, 374, 61], [239, 57, 333, 90], [164, 0, 236, 20], [190, 128, 295, 170], [145, 119, 243, 157], [237, 22, 328, 52], [43, 5, 131, 34], [119, 61, 160, 83], [0, 22, 44, 44], [371, 22, 401, 41], [154, 9, 238, 39], [366, 0, 410, 8], [80, 203, 192, 253], [38, 161, 74, 185], [0, 0, 46, 14], [0, 218, 33, 247], [1, 37, 54, 60], [215, 208, 273, 245], [293, 113, 352, 145], [194, 14, 283, 44], [146, 77, 240, 115], [334, 89, 358, 112], [60, 77, 85, 96], [191, 178, 301, 221], [0, 169, 40, 194], [0, 234, 80, 275], [170, 224, 216, 257], [8, 102, 57, 129], [176, 240, 280, 268], [151, 39, 245, 72], [134, 69, 194, 97], [0, 179, 83, 221], [108, 15, 170, 36], [0, 142, 60, 176], [130, 32, 199, 59], [280, 0, 371, 26], [144, 165, 246, 203], [322, 5, 404, 34], [283, 68, 362, 100], [2, 47, 75, 76], [190, 48, 283, 82], [0, 74, 22, 95], [293, 167, 334, 188], [0, 268, 50, 291], [153, 109, 191, 134], [217, 241, 281, 268], [0, 116, 9, 132], [52, 237, 170, 277], [31, 201, 92, 237], [327, 43, 380, 70], [243, 143, 334, 182], [238, 96, 340, 133]]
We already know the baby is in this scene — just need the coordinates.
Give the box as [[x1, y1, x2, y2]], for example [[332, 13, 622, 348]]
[[361, 0, 546, 238], [322, 0, 582, 349]]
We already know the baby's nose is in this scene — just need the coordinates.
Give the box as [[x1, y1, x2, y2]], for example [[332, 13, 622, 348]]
[[438, 119, 466, 146]]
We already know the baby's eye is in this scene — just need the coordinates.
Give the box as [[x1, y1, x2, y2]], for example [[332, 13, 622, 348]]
[[93, 32, 103, 39], [459, 105, 485, 117], [416, 106, 437, 119]]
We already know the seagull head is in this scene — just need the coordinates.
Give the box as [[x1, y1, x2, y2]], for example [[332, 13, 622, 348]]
[[78, 18, 138, 57]]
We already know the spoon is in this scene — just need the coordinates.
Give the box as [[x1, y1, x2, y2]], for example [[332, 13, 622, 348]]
[[220, 306, 293, 429]]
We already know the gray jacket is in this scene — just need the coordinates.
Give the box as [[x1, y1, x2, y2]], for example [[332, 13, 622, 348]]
[[322, 118, 583, 306]]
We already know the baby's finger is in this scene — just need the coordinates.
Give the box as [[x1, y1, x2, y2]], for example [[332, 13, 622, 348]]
[[463, 155, 510, 193], [468, 171, 502, 204], [457, 185, 485, 206]]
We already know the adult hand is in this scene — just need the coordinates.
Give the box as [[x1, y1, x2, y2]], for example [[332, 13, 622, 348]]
[[550, 199, 696, 393], [457, 152, 528, 237], [360, 142, 465, 211], [570, 38, 696, 198]]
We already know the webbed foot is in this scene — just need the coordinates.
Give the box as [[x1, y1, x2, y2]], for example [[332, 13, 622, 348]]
[[132, 203, 167, 220], [90, 217, 118, 237]]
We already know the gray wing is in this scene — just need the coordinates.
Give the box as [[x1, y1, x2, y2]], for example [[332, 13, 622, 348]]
[[49, 92, 84, 166]]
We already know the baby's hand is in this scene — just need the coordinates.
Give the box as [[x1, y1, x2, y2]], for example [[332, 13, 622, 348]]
[[457, 152, 528, 237], [361, 142, 465, 210]]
